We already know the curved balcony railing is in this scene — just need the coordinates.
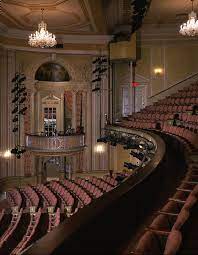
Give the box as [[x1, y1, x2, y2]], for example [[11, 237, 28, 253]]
[[25, 134, 85, 153], [22, 129, 166, 255]]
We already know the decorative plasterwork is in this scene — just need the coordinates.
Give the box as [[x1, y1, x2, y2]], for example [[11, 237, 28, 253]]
[[0, 27, 112, 44], [42, 94, 61, 102], [1, 0, 109, 35], [35, 81, 89, 92], [25, 56, 92, 83], [1, 0, 92, 33], [0, 0, 111, 51]]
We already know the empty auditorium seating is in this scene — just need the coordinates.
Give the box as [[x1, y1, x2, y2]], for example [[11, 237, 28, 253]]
[[122, 82, 198, 136], [20, 186, 39, 208], [89, 176, 113, 192], [47, 181, 74, 211], [60, 179, 92, 207], [6, 189, 22, 209], [74, 177, 103, 198], [47, 208, 60, 233], [132, 158, 198, 254], [0, 208, 23, 248], [103, 175, 118, 186], [33, 184, 57, 208], [11, 208, 42, 255], [0, 173, 119, 254], [121, 82, 198, 254]]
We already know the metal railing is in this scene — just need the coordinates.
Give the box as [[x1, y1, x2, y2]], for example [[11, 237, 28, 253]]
[[148, 72, 198, 104]]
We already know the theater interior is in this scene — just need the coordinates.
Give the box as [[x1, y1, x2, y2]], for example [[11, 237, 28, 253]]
[[0, 0, 198, 254]]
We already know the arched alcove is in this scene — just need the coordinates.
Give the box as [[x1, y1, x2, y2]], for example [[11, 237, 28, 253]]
[[35, 62, 70, 82]]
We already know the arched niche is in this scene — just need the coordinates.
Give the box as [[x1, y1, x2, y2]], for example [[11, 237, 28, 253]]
[[35, 62, 70, 82]]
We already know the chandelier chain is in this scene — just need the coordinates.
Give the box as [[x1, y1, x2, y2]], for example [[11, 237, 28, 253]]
[[192, 0, 194, 11], [41, 8, 44, 21]]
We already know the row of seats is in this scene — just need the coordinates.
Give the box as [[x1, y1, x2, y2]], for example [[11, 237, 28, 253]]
[[11, 209, 42, 255], [0, 208, 61, 255], [6, 176, 118, 211], [6, 189, 22, 209], [88, 176, 113, 192], [47, 182, 74, 211], [33, 184, 57, 208], [1, 174, 119, 254], [123, 82, 198, 254], [121, 120, 156, 130], [75, 177, 104, 198], [47, 208, 60, 233], [133, 163, 198, 254], [142, 104, 193, 114], [179, 113, 198, 126], [0, 209, 23, 249], [179, 82, 198, 91], [163, 124, 198, 151], [156, 96, 198, 106], [128, 113, 174, 121], [180, 121, 198, 133], [60, 179, 93, 206], [102, 175, 118, 186], [123, 81, 198, 136], [21, 186, 39, 208]]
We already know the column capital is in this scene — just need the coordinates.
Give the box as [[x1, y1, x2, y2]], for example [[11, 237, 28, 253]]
[[72, 90, 78, 94]]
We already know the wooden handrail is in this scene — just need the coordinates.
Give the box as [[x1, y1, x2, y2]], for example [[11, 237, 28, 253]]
[[22, 130, 165, 255]]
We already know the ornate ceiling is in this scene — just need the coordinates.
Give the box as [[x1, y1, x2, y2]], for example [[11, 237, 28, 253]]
[[3, 0, 181, 36], [144, 0, 198, 25], [0, 0, 107, 34], [0, 0, 194, 48]]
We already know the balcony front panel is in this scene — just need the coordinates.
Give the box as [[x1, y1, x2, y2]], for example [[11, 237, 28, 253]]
[[25, 134, 85, 153]]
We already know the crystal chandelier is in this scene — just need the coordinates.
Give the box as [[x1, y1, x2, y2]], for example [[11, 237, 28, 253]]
[[180, 0, 198, 36], [28, 9, 57, 48]]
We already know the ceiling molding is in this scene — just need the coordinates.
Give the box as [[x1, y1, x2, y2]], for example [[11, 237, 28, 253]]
[[83, 0, 107, 34], [140, 23, 198, 46], [0, 22, 112, 44], [0, 42, 108, 55], [2, 0, 69, 8], [0, 34, 109, 55], [0, 0, 97, 34]]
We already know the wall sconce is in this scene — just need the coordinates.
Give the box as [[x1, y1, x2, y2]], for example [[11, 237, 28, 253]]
[[4, 150, 12, 158], [154, 68, 163, 76], [94, 143, 105, 153]]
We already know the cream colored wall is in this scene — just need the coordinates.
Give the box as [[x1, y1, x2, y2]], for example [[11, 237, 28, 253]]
[[136, 43, 198, 99], [114, 63, 130, 119], [0, 48, 24, 178]]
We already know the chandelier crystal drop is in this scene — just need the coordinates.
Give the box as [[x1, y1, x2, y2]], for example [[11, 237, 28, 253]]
[[28, 9, 57, 48], [179, 0, 198, 36]]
